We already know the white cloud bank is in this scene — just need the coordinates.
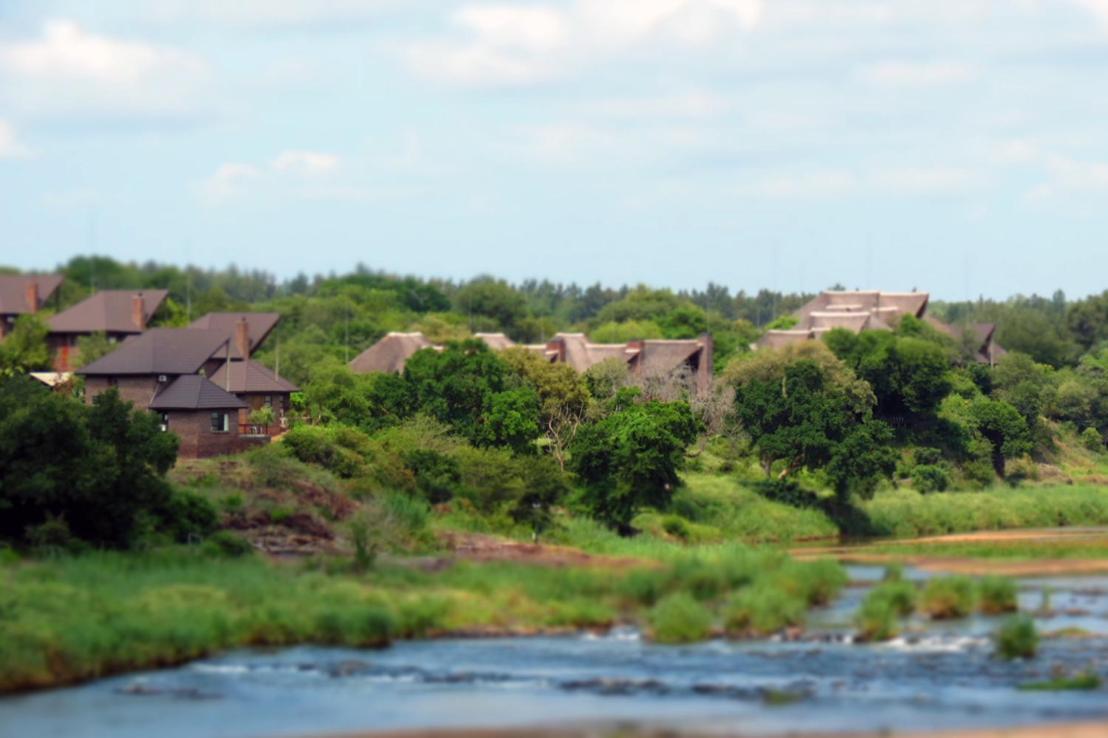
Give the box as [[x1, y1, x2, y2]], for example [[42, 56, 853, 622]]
[[0, 20, 208, 116], [406, 0, 764, 87], [0, 120, 30, 158]]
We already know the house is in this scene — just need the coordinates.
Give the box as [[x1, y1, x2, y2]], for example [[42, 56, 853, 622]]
[[755, 289, 1005, 365], [924, 318, 1008, 366], [350, 329, 714, 393], [47, 289, 168, 370], [209, 358, 298, 434], [349, 332, 436, 374], [79, 327, 232, 408], [0, 274, 63, 339], [540, 333, 714, 393], [78, 327, 272, 457], [147, 375, 253, 458]]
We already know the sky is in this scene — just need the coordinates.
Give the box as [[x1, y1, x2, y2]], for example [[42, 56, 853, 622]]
[[2, 1, 1108, 299]]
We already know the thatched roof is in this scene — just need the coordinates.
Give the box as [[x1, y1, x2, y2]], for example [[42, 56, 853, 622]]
[[758, 289, 931, 350], [349, 332, 435, 374], [474, 332, 516, 351]]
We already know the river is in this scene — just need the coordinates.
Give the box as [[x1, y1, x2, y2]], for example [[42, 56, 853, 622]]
[[2, 567, 1107, 738]]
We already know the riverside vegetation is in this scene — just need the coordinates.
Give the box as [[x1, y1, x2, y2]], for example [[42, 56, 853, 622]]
[[5, 258, 1108, 692]]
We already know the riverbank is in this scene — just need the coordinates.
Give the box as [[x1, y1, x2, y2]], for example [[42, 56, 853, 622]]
[[323, 722, 1108, 738], [320, 722, 1108, 738]]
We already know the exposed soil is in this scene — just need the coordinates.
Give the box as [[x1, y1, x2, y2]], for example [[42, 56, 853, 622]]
[[434, 532, 646, 569], [791, 527, 1108, 576]]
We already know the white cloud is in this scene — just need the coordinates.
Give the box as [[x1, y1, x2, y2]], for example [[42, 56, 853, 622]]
[[1072, 0, 1108, 27], [202, 150, 341, 201], [0, 119, 30, 158], [272, 150, 340, 175], [869, 166, 985, 193], [0, 20, 208, 116], [1030, 155, 1108, 199], [145, 0, 408, 27], [591, 89, 729, 118], [860, 60, 976, 87], [740, 169, 857, 198], [406, 0, 764, 87]]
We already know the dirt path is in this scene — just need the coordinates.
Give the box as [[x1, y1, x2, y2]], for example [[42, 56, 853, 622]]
[[791, 527, 1108, 576]]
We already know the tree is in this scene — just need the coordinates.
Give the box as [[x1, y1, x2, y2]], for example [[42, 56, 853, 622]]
[[570, 401, 699, 531], [453, 276, 527, 333], [75, 332, 115, 368], [0, 378, 182, 548], [404, 339, 540, 451], [0, 314, 50, 377], [824, 420, 897, 501], [501, 347, 591, 468], [970, 397, 1032, 476]]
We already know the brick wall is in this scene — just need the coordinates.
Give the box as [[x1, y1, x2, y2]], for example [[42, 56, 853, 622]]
[[84, 376, 160, 407], [165, 409, 268, 458]]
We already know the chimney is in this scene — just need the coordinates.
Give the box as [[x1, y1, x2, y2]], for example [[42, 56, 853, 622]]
[[132, 292, 146, 331], [25, 280, 39, 314], [235, 317, 250, 359]]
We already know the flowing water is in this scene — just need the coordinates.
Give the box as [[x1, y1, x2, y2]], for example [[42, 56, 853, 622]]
[[3, 567, 1108, 738]]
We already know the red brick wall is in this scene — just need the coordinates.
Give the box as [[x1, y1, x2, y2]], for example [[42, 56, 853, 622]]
[[165, 409, 268, 458], [84, 376, 160, 407]]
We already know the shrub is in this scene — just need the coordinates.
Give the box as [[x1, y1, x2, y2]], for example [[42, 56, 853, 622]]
[[855, 597, 900, 642], [348, 511, 377, 572], [1020, 671, 1101, 691], [854, 580, 917, 642], [1081, 427, 1104, 452], [996, 615, 1038, 660], [920, 577, 976, 619], [724, 584, 806, 637], [158, 490, 219, 543], [662, 515, 691, 541], [978, 577, 1018, 615], [203, 531, 254, 558], [647, 593, 713, 644], [911, 464, 950, 493], [282, 425, 365, 478], [402, 448, 461, 504]]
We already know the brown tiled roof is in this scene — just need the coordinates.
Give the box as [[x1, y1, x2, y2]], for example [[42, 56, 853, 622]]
[[209, 359, 299, 394], [148, 375, 248, 411], [189, 312, 280, 358], [0, 275, 63, 314], [78, 328, 229, 376], [349, 332, 435, 374], [49, 290, 168, 334]]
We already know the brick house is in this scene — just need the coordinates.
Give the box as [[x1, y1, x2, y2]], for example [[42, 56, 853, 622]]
[[0, 274, 63, 340], [47, 289, 168, 370], [147, 375, 259, 458]]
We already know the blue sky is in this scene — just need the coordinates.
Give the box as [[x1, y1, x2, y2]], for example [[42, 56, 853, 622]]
[[2, 1, 1108, 299]]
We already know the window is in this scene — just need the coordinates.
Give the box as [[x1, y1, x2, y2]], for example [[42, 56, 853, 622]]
[[159, 413, 169, 432], [107, 377, 118, 388], [264, 395, 273, 407], [210, 412, 229, 433]]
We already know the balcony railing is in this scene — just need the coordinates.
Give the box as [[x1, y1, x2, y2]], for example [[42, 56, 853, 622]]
[[239, 423, 269, 437]]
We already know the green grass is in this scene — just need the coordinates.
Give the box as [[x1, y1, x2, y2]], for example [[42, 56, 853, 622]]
[[996, 615, 1039, 660], [0, 543, 845, 693], [853, 580, 917, 641], [1019, 672, 1102, 691], [978, 576, 1019, 614], [919, 577, 977, 619], [862, 485, 1108, 539], [866, 539, 1108, 560]]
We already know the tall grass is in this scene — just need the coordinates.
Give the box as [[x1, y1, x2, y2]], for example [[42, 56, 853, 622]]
[[0, 544, 846, 693]]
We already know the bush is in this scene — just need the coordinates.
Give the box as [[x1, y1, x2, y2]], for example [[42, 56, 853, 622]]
[[920, 577, 976, 619], [203, 531, 254, 558], [854, 580, 917, 642], [282, 425, 365, 478], [403, 449, 461, 504], [647, 593, 713, 644], [911, 464, 950, 493], [1081, 427, 1104, 452], [996, 615, 1038, 660], [724, 584, 806, 636], [158, 490, 219, 543], [978, 577, 1018, 615]]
